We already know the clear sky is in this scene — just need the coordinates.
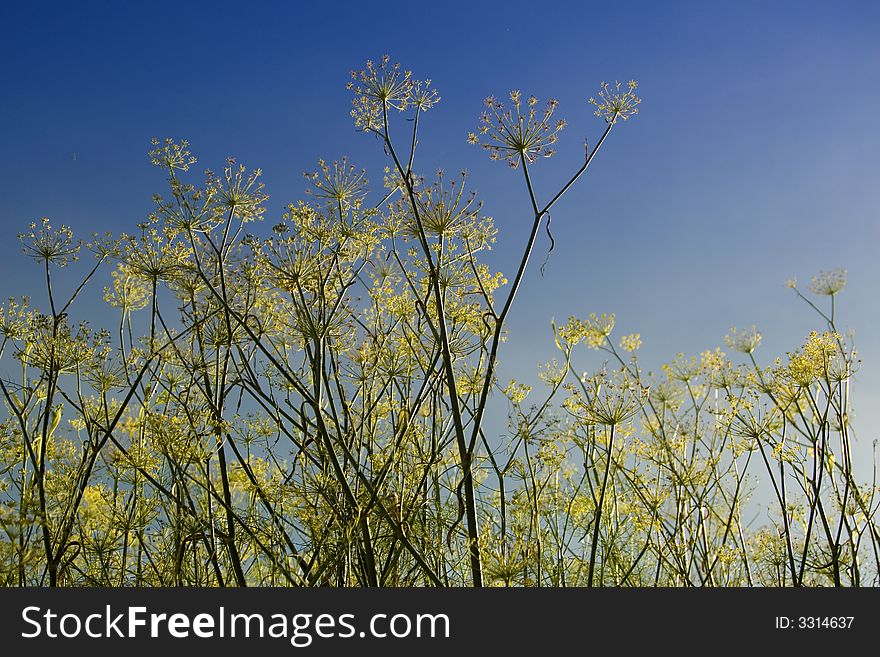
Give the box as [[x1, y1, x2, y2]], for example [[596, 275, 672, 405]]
[[2, 0, 879, 474]]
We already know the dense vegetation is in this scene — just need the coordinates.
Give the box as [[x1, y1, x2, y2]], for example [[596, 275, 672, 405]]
[[1, 58, 876, 586]]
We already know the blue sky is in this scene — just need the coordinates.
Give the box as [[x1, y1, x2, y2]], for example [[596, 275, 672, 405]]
[[2, 0, 879, 472]]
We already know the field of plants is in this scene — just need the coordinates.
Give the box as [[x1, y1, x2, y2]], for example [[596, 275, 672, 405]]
[[1, 58, 876, 587]]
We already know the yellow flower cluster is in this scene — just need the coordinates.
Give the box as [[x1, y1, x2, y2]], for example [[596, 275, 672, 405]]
[[619, 333, 641, 352], [469, 91, 566, 167], [786, 331, 842, 386], [589, 80, 641, 123]]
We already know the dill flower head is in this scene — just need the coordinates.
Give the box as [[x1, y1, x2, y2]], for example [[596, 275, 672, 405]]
[[20, 314, 95, 374], [149, 137, 196, 172], [649, 380, 684, 412], [410, 79, 440, 111], [578, 368, 645, 427], [664, 353, 700, 383], [19, 217, 80, 267], [785, 330, 843, 386], [725, 326, 762, 354], [82, 346, 127, 393], [619, 333, 642, 352], [589, 80, 641, 123], [0, 297, 31, 341], [347, 55, 437, 132], [120, 224, 187, 283], [216, 159, 268, 222], [103, 264, 151, 312], [468, 91, 566, 168], [808, 269, 846, 296], [411, 170, 481, 238], [586, 312, 616, 348], [304, 157, 368, 216]]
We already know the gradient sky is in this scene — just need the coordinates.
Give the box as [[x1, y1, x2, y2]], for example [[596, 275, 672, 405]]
[[2, 0, 879, 475]]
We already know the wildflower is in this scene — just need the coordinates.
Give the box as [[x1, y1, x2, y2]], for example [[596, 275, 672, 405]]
[[589, 80, 641, 123], [369, 256, 400, 288], [80, 484, 112, 530], [216, 160, 268, 222], [538, 359, 567, 386], [83, 351, 128, 393], [503, 379, 532, 404], [348, 55, 425, 131], [701, 347, 728, 373], [20, 314, 95, 374], [554, 317, 584, 349], [785, 331, 842, 386], [725, 326, 762, 354], [410, 79, 440, 111], [19, 217, 80, 267], [586, 313, 614, 348], [304, 158, 368, 215], [149, 137, 196, 172], [0, 297, 31, 341], [808, 269, 846, 296], [120, 225, 187, 283], [576, 369, 644, 427], [411, 171, 481, 237], [87, 232, 119, 260], [664, 353, 700, 383], [103, 264, 151, 312], [649, 380, 684, 412], [469, 91, 565, 167], [619, 333, 641, 352]]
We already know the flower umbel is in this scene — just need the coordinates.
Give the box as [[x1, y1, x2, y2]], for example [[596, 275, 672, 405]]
[[808, 269, 846, 296], [619, 333, 642, 352], [19, 217, 80, 267], [589, 80, 641, 123], [410, 79, 441, 111], [576, 368, 644, 427], [216, 159, 268, 223], [468, 91, 566, 168], [411, 170, 481, 238], [348, 55, 421, 131], [785, 331, 843, 386], [304, 158, 369, 216], [725, 326, 762, 355], [149, 137, 196, 172]]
